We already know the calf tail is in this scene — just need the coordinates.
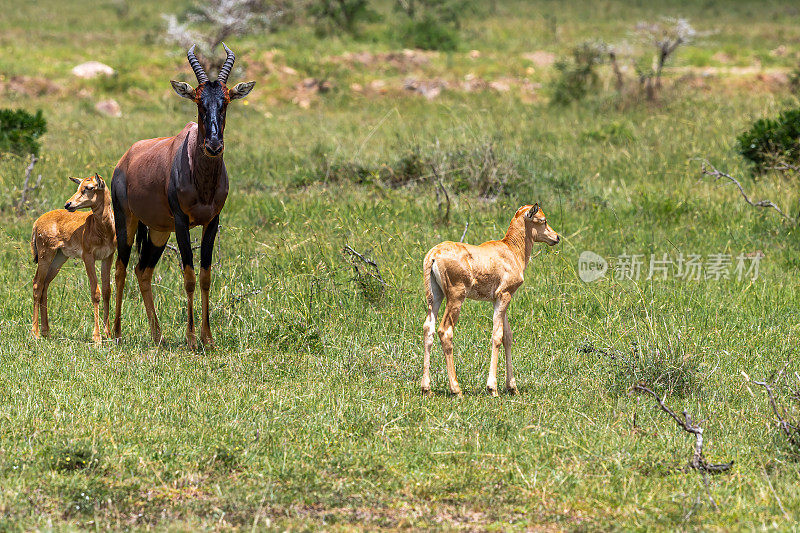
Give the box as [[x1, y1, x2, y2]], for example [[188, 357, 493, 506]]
[[423, 250, 444, 309], [31, 228, 38, 264]]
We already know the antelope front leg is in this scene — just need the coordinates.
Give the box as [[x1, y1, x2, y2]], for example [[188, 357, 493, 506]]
[[174, 210, 197, 349], [101, 257, 112, 337], [487, 294, 511, 397], [83, 253, 102, 343], [502, 314, 517, 394], [199, 216, 220, 348]]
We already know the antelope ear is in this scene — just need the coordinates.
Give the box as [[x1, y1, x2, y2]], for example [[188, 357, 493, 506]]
[[171, 80, 196, 100], [69, 176, 82, 185], [229, 81, 255, 101], [527, 203, 539, 218], [95, 174, 106, 190]]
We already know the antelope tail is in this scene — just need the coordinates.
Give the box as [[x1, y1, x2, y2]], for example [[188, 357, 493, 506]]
[[423, 251, 443, 308], [31, 229, 38, 264]]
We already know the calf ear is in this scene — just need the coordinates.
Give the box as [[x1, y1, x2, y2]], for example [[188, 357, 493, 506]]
[[527, 203, 539, 218], [229, 81, 255, 101], [69, 177, 82, 185], [171, 80, 196, 100], [95, 174, 106, 190]]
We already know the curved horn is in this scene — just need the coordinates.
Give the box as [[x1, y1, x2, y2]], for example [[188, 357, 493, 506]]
[[217, 42, 235, 84], [187, 44, 209, 84]]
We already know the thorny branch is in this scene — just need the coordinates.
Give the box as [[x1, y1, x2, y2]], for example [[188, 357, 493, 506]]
[[16, 154, 42, 215], [700, 159, 795, 224], [749, 362, 800, 449], [341, 245, 386, 286], [633, 384, 734, 474]]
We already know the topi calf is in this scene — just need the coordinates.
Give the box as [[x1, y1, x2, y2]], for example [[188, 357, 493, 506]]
[[422, 204, 560, 397], [31, 174, 116, 343]]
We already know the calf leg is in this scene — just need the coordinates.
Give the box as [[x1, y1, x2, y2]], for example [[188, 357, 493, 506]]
[[503, 314, 517, 394], [40, 251, 67, 339], [101, 257, 112, 337], [135, 230, 168, 344], [421, 290, 443, 395], [31, 251, 52, 339], [438, 295, 464, 396], [487, 293, 511, 397], [83, 253, 102, 343]]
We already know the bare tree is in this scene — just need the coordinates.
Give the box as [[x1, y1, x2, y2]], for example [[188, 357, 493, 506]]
[[16, 154, 42, 215], [634, 18, 695, 99], [163, 0, 282, 71]]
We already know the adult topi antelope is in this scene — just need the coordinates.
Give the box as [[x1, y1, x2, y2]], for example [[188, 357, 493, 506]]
[[421, 204, 560, 397], [111, 44, 254, 348], [31, 174, 116, 343]]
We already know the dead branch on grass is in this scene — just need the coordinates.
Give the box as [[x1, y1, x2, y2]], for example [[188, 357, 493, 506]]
[[699, 159, 795, 224], [16, 154, 42, 215], [342, 245, 387, 302], [633, 384, 733, 474], [748, 362, 800, 449]]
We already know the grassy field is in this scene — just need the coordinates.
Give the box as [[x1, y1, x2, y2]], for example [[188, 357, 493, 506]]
[[3, 0, 800, 529]]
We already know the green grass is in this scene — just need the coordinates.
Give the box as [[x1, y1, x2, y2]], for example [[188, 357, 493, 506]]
[[3, 0, 800, 529]]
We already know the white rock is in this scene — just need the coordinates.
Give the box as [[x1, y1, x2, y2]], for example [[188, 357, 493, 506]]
[[72, 61, 115, 79], [95, 99, 121, 117]]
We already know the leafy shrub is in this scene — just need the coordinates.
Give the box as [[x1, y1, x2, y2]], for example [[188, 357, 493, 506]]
[[0, 108, 47, 157], [45, 442, 100, 472], [307, 141, 517, 197], [308, 0, 377, 35], [266, 317, 323, 353], [737, 108, 800, 172], [550, 41, 607, 105], [393, 0, 466, 51], [580, 341, 701, 397], [399, 15, 459, 51]]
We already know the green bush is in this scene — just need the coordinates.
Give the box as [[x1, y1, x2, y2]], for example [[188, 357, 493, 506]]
[[550, 41, 607, 106], [308, 0, 378, 35], [393, 0, 467, 51], [398, 15, 459, 51], [0, 108, 47, 157], [737, 108, 800, 172]]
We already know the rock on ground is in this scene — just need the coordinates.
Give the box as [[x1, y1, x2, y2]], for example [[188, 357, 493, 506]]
[[72, 61, 115, 79]]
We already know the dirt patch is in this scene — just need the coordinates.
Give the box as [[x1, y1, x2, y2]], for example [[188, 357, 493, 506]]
[[291, 77, 334, 108], [0, 75, 60, 97], [522, 51, 557, 68], [400, 75, 541, 101], [331, 49, 434, 72]]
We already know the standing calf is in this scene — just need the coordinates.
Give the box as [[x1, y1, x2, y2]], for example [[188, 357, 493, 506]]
[[421, 204, 560, 397], [31, 174, 116, 342]]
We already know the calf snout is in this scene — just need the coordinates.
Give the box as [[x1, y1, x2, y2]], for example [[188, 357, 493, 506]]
[[64, 202, 75, 212]]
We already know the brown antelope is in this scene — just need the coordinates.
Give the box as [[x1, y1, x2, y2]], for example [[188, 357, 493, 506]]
[[31, 174, 116, 343], [111, 44, 254, 348], [421, 204, 560, 397]]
